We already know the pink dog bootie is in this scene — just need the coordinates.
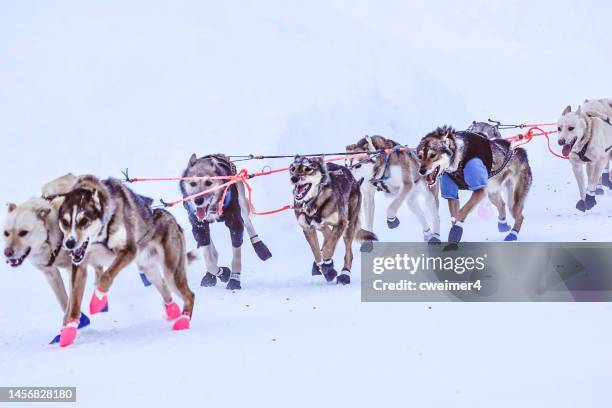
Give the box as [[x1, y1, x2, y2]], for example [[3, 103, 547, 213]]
[[59, 319, 79, 348], [89, 288, 108, 315], [165, 301, 181, 321], [172, 312, 191, 331]]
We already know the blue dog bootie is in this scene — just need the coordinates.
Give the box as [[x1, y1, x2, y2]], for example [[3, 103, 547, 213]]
[[585, 192, 597, 210], [504, 230, 518, 241], [498, 217, 511, 232], [387, 216, 400, 229], [139, 272, 152, 287], [448, 222, 463, 243]]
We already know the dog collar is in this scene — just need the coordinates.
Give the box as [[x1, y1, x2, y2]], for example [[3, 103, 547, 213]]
[[46, 240, 62, 267]]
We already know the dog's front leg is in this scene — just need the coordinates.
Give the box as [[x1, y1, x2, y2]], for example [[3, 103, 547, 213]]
[[571, 162, 588, 211], [447, 189, 486, 243], [319, 222, 345, 282], [39, 265, 68, 312], [89, 246, 137, 315], [387, 187, 408, 229], [58, 263, 88, 347], [302, 227, 324, 277], [585, 159, 607, 210], [236, 182, 272, 260]]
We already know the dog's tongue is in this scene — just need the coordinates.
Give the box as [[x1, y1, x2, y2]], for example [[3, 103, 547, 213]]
[[196, 207, 207, 221], [562, 144, 572, 157]]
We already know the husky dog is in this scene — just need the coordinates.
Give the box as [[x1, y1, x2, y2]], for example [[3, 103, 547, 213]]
[[290, 156, 378, 284], [57, 175, 195, 347], [417, 126, 532, 242], [180, 153, 272, 290], [557, 105, 612, 211], [345, 135, 440, 243]]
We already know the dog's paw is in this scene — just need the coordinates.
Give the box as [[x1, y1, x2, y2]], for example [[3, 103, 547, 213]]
[[585, 194, 597, 210], [498, 221, 511, 233], [200, 272, 217, 287], [59, 319, 79, 348], [139, 272, 152, 287], [89, 288, 108, 315], [337, 270, 351, 285], [320, 260, 338, 282], [165, 302, 181, 321], [504, 231, 518, 241], [253, 240, 272, 261], [387, 216, 400, 229], [172, 313, 191, 331], [595, 186, 605, 195], [360, 241, 374, 253], [49, 333, 61, 345], [601, 175, 612, 189], [576, 199, 586, 212], [311, 261, 322, 276], [217, 267, 231, 283], [78, 313, 90, 329], [428, 234, 441, 244], [226, 279, 242, 290], [448, 225, 463, 243]]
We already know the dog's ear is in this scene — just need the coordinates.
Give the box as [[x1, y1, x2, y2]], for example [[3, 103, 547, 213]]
[[37, 208, 51, 221], [576, 105, 583, 115], [6, 203, 17, 213], [92, 189, 102, 211], [562, 105, 572, 115], [365, 135, 376, 151], [189, 153, 198, 166]]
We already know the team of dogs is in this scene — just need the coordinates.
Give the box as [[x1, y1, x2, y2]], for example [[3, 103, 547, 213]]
[[4, 99, 612, 347]]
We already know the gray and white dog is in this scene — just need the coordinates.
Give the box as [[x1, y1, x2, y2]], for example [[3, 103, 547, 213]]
[[180, 153, 272, 290], [417, 126, 532, 242]]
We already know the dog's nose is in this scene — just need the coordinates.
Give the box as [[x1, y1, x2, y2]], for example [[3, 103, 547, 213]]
[[419, 168, 427, 176], [194, 196, 204, 206], [291, 176, 300, 183], [3, 247, 14, 258], [65, 238, 76, 250]]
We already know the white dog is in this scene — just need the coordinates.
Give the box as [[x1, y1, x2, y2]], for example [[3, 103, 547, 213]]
[[557, 105, 612, 211]]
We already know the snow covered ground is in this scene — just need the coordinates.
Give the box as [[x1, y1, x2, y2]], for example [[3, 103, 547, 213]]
[[1, 1, 612, 407]]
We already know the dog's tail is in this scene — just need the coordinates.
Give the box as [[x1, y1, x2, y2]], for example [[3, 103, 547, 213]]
[[356, 228, 378, 243], [186, 250, 199, 265]]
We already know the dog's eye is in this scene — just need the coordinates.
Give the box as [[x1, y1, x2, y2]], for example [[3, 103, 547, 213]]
[[557, 126, 562, 131], [3, 231, 8, 237], [303, 166, 312, 172], [568, 126, 575, 131], [61, 218, 70, 228], [78, 218, 89, 228], [354, 164, 361, 169], [418, 153, 423, 160], [190, 182, 197, 187], [18, 230, 28, 237], [430, 153, 438, 159], [205, 180, 212, 187]]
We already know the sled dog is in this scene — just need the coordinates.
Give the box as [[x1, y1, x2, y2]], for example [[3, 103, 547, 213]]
[[417, 126, 532, 242], [57, 175, 195, 346], [557, 104, 612, 211], [180, 153, 272, 290], [583, 98, 612, 191], [289, 155, 377, 284], [345, 135, 440, 243]]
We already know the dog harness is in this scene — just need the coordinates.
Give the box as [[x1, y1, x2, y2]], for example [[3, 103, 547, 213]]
[[446, 131, 513, 190], [187, 155, 245, 249]]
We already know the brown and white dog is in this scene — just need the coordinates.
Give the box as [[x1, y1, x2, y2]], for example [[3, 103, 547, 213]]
[[290, 156, 377, 284], [557, 104, 612, 211], [346, 135, 440, 243], [56, 175, 195, 346]]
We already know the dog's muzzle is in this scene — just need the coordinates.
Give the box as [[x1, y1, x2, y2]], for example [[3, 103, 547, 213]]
[[4, 247, 31, 267], [67, 238, 89, 265]]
